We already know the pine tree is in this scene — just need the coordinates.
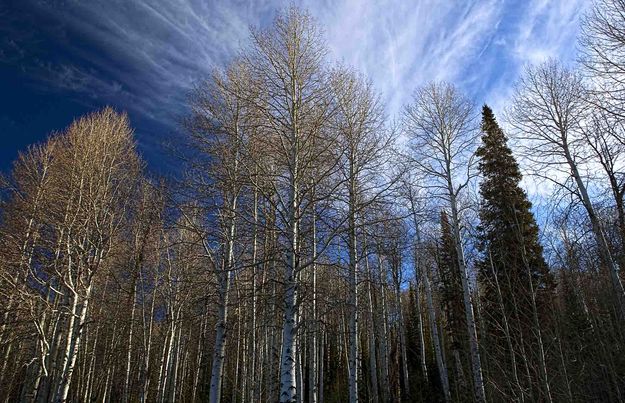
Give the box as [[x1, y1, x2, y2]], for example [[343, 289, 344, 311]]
[[476, 105, 554, 401]]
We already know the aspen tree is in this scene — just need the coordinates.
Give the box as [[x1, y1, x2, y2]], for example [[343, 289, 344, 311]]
[[404, 82, 486, 402]]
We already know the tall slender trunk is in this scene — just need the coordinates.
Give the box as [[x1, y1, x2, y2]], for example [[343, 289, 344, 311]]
[[55, 284, 91, 403], [124, 280, 137, 402], [208, 262, 234, 403], [279, 123, 300, 403], [168, 321, 183, 402], [393, 267, 409, 398], [192, 307, 208, 403], [53, 292, 78, 402], [269, 261, 279, 401], [424, 268, 451, 402], [85, 321, 100, 403], [348, 175, 359, 403], [279, 258, 298, 402], [365, 252, 379, 403], [295, 299, 304, 403], [377, 253, 391, 403], [319, 329, 325, 403], [140, 271, 157, 403], [251, 183, 259, 403], [449, 190, 486, 402], [209, 192, 238, 403], [156, 323, 170, 402], [309, 201, 319, 403], [409, 197, 429, 380], [159, 316, 176, 403]]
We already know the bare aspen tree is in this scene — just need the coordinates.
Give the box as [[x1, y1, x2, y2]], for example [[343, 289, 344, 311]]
[[0, 108, 141, 402], [54, 109, 141, 403], [509, 60, 625, 316], [404, 82, 486, 402], [331, 67, 392, 403], [242, 8, 336, 402], [186, 61, 253, 403], [0, 141, 58, 399]]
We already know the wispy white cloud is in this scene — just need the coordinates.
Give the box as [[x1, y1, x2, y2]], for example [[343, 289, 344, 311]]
[[3, 0, 588, 142], [484, 0, 588, 115]]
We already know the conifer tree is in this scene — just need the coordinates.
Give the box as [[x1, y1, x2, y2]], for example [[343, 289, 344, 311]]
[[476, 105, 554, 402]]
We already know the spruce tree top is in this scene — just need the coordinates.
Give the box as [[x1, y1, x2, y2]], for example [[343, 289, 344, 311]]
[[477, 104, 523, 189]]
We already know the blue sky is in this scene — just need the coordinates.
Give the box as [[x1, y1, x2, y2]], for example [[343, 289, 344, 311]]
[[0, 0, 586, 173]]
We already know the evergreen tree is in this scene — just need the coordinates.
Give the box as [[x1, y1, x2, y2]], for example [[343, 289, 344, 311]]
[[476, 105, 555, 401]]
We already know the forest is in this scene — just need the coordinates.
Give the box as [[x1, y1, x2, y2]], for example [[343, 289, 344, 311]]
[[2, 1, 625, 402]]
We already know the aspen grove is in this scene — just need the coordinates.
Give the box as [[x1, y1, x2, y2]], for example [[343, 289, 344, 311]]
[[4, 3, 625, 402]]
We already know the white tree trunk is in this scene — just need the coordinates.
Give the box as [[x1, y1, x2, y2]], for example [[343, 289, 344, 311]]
[[348, 193, 359, 403], [208, 260, 235, 403], [55, 285, 91, 403], [123, 281, 137, 402], [309, 202, 319, 403], [449, 192, 486, 402], [377, 254, 391, 403], [279, 123, 300, 403], [209, 189, 238, 403], [279, 267, 298, 403]]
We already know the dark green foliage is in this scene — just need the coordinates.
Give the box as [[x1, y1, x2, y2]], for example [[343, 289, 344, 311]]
[[477, 105, 554, 306], [476, 105, 555, 400]]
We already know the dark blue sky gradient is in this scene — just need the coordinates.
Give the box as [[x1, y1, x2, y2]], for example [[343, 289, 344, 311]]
[[0, 0, 586, 176]]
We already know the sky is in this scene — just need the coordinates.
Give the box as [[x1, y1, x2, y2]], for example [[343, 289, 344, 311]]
[[0, 0, 587, 174]]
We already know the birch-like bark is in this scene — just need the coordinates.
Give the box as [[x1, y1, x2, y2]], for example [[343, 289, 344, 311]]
[[140, 268, 157, 403], [123, 280, 137, 402], [208, 196, 237, 403], [309, 200, 319, 403], [55, 285, 91, 403], [279, 169, 299, 402], [449, 191, 486, 402], [348, 167, 359, 403], [250, 182, 259, 403], [376, 253, 391, 403], [53, 290, 78, 402]]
